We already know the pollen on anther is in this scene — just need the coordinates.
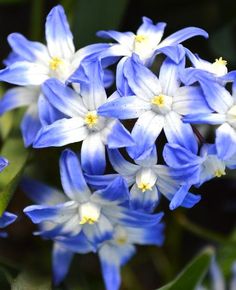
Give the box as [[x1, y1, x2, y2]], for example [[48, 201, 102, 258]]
[[214, 169, 226, 178], [135, 34, 147, 43], [138, 182, 152, 192], [151, 95, 165, 107], [49, 57, 63, 71], [85, 112, 98, 128]]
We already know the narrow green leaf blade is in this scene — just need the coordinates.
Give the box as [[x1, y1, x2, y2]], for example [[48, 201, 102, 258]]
[[0, 137, 29, 215], [157, 247, 214, 290]]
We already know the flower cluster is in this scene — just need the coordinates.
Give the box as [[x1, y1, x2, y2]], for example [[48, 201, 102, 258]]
[[0, 4, 236, 290]]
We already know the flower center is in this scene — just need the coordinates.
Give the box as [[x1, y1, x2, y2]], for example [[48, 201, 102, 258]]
[[214, 169, 226, 178], [134, 34, 148, 44], [114, 226, 128, 245], [151, 95, 165, 107], [138, 182, 152, 192], [85, 112, 98, 128], [211, 57, 228, 76], [79, 202, 101, 225], [49, 57, 63, 71]]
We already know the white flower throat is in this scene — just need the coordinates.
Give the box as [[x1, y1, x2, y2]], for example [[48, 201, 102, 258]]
[[151, 94, 173, 115], [79, 202, 101, 225]]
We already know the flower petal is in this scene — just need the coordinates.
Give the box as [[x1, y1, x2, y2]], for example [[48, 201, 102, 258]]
[[81, 133, 106, 175], [33, 117, 88, 148], [60, 149, 91, 202], [42, 78, 87, 117], [45, 5, 75, 59], [164, 111, 198, 154], [52, 242, 74, 285]]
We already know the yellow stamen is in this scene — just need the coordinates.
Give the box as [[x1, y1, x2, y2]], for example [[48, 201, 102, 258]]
[[116, 236, 127, 245], [85, 112, 98, 128], [49, 57, 63, 71], [151, 95, 165, 107], [214, 169, 226, 178], [138, 182, 152, 192], [135, 34, 147, 43], [213, 57, 227, 66], [79, 216, 97, 225]]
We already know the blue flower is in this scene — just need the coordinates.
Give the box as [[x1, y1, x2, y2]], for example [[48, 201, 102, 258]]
[[98, 222, 164, 290], [0, 5, 109, 147], [23, 149, 163, 245], [180, 48, 236, 85], [184, 80, 236, 160], [97, 16, 208, 65], [0, 211, 17, 238], [85, 146, 201, 211], [98, 54, 211, 159], [33, 61, 134, 174]]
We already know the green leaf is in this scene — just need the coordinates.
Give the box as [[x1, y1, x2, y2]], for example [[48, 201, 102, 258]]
[[64, 0, 129, 47], [11, 271, 51, 290], [156, 247, 214, 290], [0, 137, 29, 215]]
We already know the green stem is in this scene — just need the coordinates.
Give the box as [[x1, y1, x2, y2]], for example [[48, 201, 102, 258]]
[[176, 212, 235, 245], [30, 0, 44, 40]]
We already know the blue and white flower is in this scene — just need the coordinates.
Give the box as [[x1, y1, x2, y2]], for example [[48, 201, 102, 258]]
[[181, 48, 236, 85], [97, 16, 208, 65], [98, 54, 212, 159], [98, 222, 164, 290], [33, 61, 134, 175], [23, 149, 163, 245], [0, 5, 108, 146], [184, 80, 236, 160], [86, 146, 201, 211]]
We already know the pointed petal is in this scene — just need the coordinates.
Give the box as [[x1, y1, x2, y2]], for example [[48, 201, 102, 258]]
[[85, 174, 118, 190], [0, 212, 17, 228], [33, 117, 88, 148], [216, 123, 236, 160], [52, 242, 74, 285], [159, 57, 181, 95], [173, 86, 213, 115], [81, 133, 106, 175], [45, 5, 74, 59], [164, 111, 198, 154], [21, 177, 67, 205], [159, 27, 208, 47], [0, 157, 8, 172], [0, 86, 39, 115], [98, 95, 149, 119], [156, 44, 185, 64], [197, 75, 233, 113], [127, 223, 165, 246], [183, 113, 226, 124], [130, 184, 159, 213], [73, 61, 107, 110], [91, 176, 129, 205], [128, 111, 164, 159], [7, 33, 48, 62], [60, 149, 91, 202], [42, 78, 87, 117], [21, 104, 42, 147], [105, 120, 134, 148], [108, 149, 139, 176], [0, 62, 49, 86], [124, 55, 162, 100], [24, 201, 76, 224]]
